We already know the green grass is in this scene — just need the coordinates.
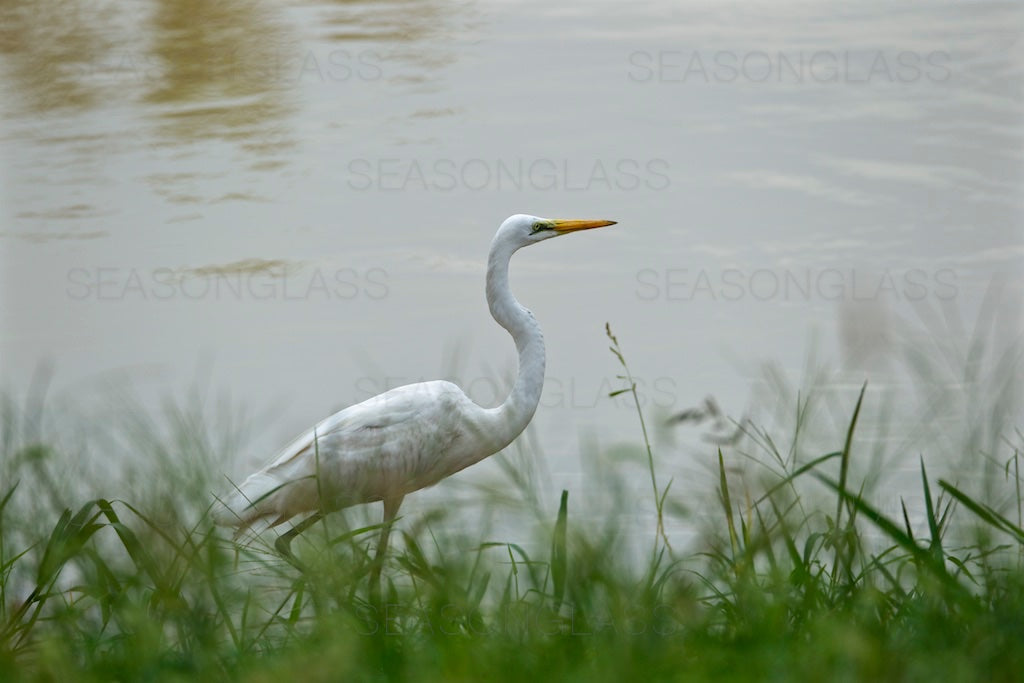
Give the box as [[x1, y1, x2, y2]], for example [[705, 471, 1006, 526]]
[[1, 329, 1023, 682]]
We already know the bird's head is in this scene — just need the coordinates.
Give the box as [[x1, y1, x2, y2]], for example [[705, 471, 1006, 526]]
[[498, 214, 617, 247]]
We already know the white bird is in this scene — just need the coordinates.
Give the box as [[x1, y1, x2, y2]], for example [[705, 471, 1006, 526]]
[[213, 214, 616, 565]]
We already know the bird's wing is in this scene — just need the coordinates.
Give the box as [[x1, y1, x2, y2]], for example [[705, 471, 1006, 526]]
[[214, 381, 473, 528], [265, 380, 461, 471]]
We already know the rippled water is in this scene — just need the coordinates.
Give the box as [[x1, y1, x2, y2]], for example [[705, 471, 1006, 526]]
[[2, 0, 1021, 532]]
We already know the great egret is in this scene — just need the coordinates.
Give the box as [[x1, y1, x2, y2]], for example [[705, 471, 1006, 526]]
[[213, 214, 616, 566]]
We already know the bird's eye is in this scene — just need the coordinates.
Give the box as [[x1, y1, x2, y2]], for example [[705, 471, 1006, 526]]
[[531, 222, 547, 234]]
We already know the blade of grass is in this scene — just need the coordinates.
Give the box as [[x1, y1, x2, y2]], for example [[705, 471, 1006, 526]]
[[938, 480, 1024, 544], [550, 490, 568, 610], [834, 382, 867, 532], [920, 457, 943, 562], [816, 474, 971, 602], [719, 450, 739, 560]]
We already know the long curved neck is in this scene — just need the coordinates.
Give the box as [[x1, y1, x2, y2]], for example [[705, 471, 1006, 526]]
[[482, 234, 546, 452]]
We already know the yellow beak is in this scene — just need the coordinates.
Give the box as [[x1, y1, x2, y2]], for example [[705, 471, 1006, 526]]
[[551, 218, 617, 233]]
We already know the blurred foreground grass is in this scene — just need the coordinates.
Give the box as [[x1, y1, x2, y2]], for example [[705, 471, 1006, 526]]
[[1, 322, 1023, 682]]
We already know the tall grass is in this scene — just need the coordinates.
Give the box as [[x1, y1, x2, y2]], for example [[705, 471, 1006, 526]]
[[1, 322, 1023, 682]]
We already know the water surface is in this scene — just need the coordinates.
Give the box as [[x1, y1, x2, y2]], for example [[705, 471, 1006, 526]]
[[2, 0, 1021, 539]]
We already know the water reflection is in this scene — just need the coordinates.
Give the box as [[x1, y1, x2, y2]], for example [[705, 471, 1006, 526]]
[[0, 0, 119, 114], [312, 0, 469, 86], [144, 0, 295, 146]]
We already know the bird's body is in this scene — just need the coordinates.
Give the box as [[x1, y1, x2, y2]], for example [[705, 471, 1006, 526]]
[[222, 380, 497, 528], [214, 214, 615, 537]]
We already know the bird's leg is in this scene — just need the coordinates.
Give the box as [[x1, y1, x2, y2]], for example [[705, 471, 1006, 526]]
[[369, 495, 404, 607], [275, 511, 324, 571]]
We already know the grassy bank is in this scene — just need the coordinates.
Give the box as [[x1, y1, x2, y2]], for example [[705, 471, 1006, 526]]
[[1, 336, 1022, 682]]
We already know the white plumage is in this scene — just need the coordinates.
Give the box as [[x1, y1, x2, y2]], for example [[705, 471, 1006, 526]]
[[217, 381, 485, 528]]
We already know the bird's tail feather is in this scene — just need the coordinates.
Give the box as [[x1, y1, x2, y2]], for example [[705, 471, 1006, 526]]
[[212, 472, 300, 532]]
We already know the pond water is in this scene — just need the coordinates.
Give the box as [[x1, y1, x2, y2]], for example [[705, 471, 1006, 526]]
[[1, 0, 1021, 539]]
